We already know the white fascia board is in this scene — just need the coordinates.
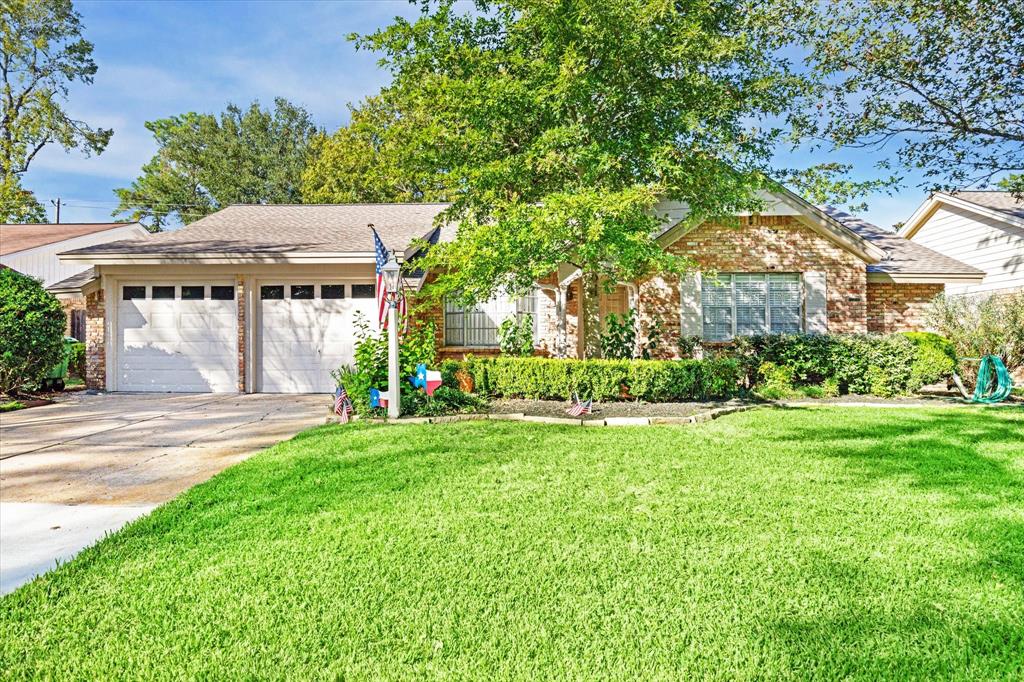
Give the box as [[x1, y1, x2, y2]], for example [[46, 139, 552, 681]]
[[866, 271, 987, 284]]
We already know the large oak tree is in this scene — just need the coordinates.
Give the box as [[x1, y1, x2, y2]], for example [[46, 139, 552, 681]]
[[351, 0, 806, 357]]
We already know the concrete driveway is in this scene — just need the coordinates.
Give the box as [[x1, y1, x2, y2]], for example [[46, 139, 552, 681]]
[[0, 393, 327, 594]]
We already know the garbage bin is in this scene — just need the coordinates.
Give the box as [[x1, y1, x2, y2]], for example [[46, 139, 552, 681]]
[[41, 336, 77, 392]]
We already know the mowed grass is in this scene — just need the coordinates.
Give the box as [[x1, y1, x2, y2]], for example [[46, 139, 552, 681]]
[[2, 407, 1023, 680]]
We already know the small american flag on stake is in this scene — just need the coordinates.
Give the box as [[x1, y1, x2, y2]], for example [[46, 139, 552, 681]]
[[334, 384, 354, 423], [566, 392, 593, 417]]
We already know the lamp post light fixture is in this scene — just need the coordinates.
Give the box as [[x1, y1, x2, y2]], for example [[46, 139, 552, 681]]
[[382, 253, 402, 419]]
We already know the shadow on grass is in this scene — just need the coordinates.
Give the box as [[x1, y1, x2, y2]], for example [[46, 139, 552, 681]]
[[756, 407, 1024, 677]]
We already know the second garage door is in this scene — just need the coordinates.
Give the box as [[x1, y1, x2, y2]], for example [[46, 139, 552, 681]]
[[258, 281, 379, 393]]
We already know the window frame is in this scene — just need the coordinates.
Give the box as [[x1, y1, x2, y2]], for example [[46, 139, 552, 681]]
[[700, 273, 803, 342], [443, 289, 540, 348]]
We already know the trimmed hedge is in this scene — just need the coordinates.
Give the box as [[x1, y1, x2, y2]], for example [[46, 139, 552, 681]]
[[733, 332, 956, 397], [441, 357, 740, 401]]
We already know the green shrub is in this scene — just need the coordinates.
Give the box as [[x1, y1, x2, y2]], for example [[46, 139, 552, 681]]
[[68, 342, 86, 378], [497, 314, 534, 357], [755, 361, 798, 400], [446, 357, 740, 401], [734, 333, 923, 397], [0, 269, 66, 395], [902, 331, 957, 391]]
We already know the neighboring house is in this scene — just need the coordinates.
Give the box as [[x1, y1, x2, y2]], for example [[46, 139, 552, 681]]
[[0, 222, 149, 339], [57, 192, 983, 394], [899, 191, 1024, 295]]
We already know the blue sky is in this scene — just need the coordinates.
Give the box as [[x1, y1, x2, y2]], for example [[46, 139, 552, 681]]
[[27, 0, 924, 230]]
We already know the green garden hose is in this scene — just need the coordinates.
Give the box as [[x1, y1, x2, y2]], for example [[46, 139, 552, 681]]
[[952, 355, 1014, 404]]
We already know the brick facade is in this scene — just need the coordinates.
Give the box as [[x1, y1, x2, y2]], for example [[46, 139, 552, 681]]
[[866, 282, 943, 333], [84, 289, 105, 390], [59, 296, 86, 339]]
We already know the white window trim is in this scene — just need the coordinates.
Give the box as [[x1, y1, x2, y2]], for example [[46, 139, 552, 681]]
[[700, 273, 805, 341]]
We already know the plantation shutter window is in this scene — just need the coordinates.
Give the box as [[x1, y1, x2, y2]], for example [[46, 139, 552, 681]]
[[444, 290, 540, 347], [769, 274, 803, 334], [699, 273, 805, 341], [701, 276, 734, 342]]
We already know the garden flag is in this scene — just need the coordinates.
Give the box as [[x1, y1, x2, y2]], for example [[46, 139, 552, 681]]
[[334, 385, 354, 423], [410, 363, 443, 396], [369, 387, 389, 409], [373, 227, 407, 330], [566, 392, 593, 417]]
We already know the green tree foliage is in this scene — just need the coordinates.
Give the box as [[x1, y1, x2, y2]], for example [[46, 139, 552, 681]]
[[0, 0, 111, 222], [114, 98, 319, 231], [782, 0, 1024, 197], [0, 268, 66, 395], [352, 0, 806, 357], [302, 94, 448, 203]]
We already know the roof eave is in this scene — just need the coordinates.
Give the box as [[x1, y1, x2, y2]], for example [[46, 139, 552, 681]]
[[901, 193, 1024, 238], [866, 271, 987, 284], [57, 251, 396, 265]]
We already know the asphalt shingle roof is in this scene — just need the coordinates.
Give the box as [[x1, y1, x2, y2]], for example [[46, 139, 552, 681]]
[[1, 223, 138, 256], [61, 204, 451, 257], [47, 267, 98, 294], [821, 207, 985, 276], [948, 191, 1024, 221]]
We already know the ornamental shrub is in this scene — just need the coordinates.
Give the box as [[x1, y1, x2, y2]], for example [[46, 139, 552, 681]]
[[926, 292, 1024, 371], [902, 332, 957, 391], [446, 357, 740, 401], [0, 268, 66, 395], [68, 342, 86, 378]]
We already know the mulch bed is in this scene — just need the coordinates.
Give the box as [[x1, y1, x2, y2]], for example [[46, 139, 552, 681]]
[[486, 398, 749, 420]]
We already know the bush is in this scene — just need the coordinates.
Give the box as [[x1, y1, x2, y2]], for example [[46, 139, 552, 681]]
[[729, 333, 931, 397], [755, 361, 798, 400], [927, 292, 1024, 371], [68, 342, 86, 378], [447, 356, 740, 401], [0, 269, 66, 395], [497, 314, 534, 357], [902, 332, 957, 391], [333, 317, 483, 417]]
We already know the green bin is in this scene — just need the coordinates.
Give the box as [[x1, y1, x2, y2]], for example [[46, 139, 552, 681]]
[[41, 336, 78, 391]]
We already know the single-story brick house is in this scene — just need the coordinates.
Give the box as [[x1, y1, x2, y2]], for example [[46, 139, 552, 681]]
[[57, 189, 983, 394]]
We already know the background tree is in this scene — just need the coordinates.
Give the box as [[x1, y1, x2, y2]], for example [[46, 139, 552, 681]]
[[302, 94, 448, 203], [114, 98, 318, 231], [355, 0, 806, 357], [782, 0, 1024, 197], [0, 268, 66, 395], [1, 0, 112, 222]]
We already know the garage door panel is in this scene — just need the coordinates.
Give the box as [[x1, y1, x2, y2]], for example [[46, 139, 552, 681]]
[[259, 283, 377, 393], [116, 285, 237, 393]]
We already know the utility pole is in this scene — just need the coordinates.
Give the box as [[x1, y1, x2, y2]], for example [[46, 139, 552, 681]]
[[50, 198, 61, 223]]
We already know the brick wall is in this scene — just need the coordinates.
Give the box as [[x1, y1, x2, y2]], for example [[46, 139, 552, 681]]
[[866, 282, 943, 333], [59, 296, 85, 339], [84, 289, 105, 390], [636, 216, 870, 358]]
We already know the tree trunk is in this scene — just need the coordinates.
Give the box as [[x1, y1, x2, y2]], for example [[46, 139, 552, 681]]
[[581, 269, 602, 359]]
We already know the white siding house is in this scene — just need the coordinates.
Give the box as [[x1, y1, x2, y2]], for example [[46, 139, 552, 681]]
[[900, 192, 1024, 295], [1, 222, 149, 287]]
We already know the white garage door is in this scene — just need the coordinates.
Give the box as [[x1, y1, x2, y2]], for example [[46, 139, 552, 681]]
[[259, 282, 379, 393], [116, 282, 239, 392]]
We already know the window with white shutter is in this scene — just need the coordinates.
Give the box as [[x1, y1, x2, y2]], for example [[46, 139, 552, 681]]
[[700, 273, 804, 341]]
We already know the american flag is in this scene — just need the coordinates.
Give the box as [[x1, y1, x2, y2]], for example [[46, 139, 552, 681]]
[[334, 385, 354, 423], [566, 392, 593, 417], [373, 227, 407, 330]]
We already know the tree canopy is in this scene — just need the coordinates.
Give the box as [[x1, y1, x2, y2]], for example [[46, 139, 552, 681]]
[[783, 0, 1024, 197], [114, 98, 319, 230], [1, 0, 111, 223], [353, 0, 806, 357]]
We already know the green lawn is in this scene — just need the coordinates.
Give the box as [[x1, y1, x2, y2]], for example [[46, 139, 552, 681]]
[[2, 407, 1022, 679]]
